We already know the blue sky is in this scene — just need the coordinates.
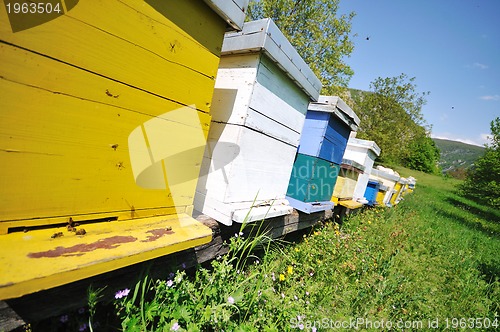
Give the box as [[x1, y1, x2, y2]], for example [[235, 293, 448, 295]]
[[338, 0, 500, 146]]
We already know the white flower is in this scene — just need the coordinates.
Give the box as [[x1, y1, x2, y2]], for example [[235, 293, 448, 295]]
[[227, 296, 235, 304]]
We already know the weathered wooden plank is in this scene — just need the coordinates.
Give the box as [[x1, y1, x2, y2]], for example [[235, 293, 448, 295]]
[[5, 210, 331, 323], [0, 213, 212, 300], [0, 0, 224, 114]]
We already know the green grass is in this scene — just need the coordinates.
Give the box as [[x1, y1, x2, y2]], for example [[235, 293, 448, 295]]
[[33, 168, 500, 331], [101, 167, 498, 331]]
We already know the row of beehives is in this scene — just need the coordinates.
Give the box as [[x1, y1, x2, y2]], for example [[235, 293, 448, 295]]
[[0, 4, 415, 301], [193, 18, 417, 226]]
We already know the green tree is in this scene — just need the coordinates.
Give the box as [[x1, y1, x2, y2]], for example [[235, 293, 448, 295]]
[[460, 117, 500, 209], [353, 74, 430, 165], [247, 0, 356, 94], [403, 133, 441, 174]]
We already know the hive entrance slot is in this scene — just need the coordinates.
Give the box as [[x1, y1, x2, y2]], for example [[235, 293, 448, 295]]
[[7, 216, 119, 234]]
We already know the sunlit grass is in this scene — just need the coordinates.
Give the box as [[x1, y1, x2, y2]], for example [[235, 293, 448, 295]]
[[31, 168, 499, 331]]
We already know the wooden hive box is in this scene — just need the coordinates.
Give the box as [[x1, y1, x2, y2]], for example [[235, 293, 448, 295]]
[[285, 154, 341, 213], [342, 137, 381, 203], [195, 18, 321, 225], [364, 180, 381, 206], [370, 166, 401, 207], [331, 159, 365, 201], [286, 96, 359, 213], [390, 177, 408, 206], [0, 0, 248, 300]]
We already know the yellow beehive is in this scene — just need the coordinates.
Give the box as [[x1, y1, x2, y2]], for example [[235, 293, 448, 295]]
[[0, 0, 248, 300]]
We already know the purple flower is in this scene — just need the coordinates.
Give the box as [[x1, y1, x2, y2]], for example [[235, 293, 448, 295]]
[[227, 296, 235, 304], [78, 307, 85, 314], [298, 323, 304, 330], [166, 280, 174, 287], [59, 314, 69, 323], [181, 263, 186, 269], [115, 288, 130, 299], [169, 272, 175, 279], [171, 322, 180, 331], [312, 327, 317, 332], [79, 323, 88, 331]]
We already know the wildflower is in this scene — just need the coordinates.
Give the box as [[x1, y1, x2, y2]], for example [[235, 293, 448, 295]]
[[114, 288, 130, 299], [171, 322, 180, 331], [287, 266, 293, 275], [59, 315, 69, 323], [181, 262, 186, 269], [227, 296, 235, 304], [255, 259, 260, 265], [312, 327, 317, 332], [295, 247, 300, 252], [174, 273, 183, 283], [309, 272, 314, 277], [78, 307, 85, 314], [239, 231, 244, 237], [234, 233, 239, 238], [298, 323, 304, 330], [271, 272, 276, 281], [306, 291, 309, 296], [79, 323, 88, 331], [281, 293, 285, 298], [294, 295, 298, 300], [166, 280, 174, 287], [279, 274, 285, 281], [169, 272, 175, 279]]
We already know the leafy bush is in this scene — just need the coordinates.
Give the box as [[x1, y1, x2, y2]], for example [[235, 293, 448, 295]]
[[460, 117, 500, 209]]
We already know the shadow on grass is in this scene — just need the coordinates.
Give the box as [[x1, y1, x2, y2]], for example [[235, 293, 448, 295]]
[[444, 196, 500, 225], [478, 263, 500, 284], [435, 206, 499, 238]]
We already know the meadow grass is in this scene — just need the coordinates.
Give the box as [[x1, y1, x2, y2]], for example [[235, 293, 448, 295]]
[[99, 167, 498, 331], [35, 169, 498, 331]]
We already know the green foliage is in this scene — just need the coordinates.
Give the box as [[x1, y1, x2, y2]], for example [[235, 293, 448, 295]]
[[112, 225, 279, 331], [247, 0, 355, 93], [353, 74, 434, 170], [403, 134, 440, 174], [460, 117, 500, 209]]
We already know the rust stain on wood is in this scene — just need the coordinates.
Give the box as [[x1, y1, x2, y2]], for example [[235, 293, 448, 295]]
[[141, 228, 174, 242], [27, 236, 137, 258]]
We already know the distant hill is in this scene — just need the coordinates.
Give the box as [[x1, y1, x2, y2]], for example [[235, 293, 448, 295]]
[[432, 138, 485, 177]]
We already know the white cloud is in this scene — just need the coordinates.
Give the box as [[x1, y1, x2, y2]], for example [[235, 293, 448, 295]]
[[472, 62, 488, 69], [479, 95, 500, 101], [439, 113, 449, 121]]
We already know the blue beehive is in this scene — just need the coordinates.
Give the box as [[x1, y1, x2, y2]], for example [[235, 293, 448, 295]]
[[286, 96, 360, 213], [364, 180, 381, 206], [297, 96, 360, 164]]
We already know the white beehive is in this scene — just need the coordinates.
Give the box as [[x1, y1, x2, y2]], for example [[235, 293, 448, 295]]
[[195, 18, 321, 225], [342, 137, 381, 202]]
